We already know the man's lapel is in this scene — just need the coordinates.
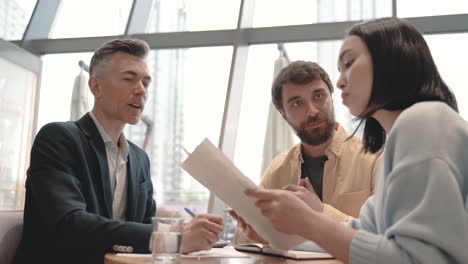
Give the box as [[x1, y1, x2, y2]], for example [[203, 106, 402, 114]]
[[126, 148, 139, 221], [75, 113, 113, 218]]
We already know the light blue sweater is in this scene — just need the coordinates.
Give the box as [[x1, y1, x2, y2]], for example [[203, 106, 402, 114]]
[[348, 102, 468, 263]]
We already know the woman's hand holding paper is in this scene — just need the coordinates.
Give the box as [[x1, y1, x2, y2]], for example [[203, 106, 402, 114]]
[[229, 210, 269, 244]]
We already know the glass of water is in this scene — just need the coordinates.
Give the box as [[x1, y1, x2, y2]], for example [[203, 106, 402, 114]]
[[220, 208, 237, 243], [151, 217, 184, 262]]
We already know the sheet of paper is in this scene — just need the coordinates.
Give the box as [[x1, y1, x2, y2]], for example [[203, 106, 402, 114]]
[[182, 246, 250, 258], [180, 138, 305, 250], [116, 247, 249, 259], [115, 253, 151, 258]]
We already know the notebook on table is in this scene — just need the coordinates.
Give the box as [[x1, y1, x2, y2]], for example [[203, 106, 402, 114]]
[[234, 243, 334, 260]]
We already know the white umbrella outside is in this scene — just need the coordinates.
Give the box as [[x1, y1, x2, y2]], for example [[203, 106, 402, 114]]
[[70, 68, 89, 121], [261, 46, 295, 174]]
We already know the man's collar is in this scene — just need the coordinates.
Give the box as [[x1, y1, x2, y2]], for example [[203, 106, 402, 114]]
[[89, 111, 113, 144], [89, 111, 129, 153]]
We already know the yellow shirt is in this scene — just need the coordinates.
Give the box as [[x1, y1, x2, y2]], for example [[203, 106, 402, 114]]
[[235, 123, 382, 244]]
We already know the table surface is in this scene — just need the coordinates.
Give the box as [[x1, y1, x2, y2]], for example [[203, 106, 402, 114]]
[[104, 253, 343, 264]]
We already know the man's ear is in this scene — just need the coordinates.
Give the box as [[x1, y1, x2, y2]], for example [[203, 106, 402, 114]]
[[88, 76, 101, 98]]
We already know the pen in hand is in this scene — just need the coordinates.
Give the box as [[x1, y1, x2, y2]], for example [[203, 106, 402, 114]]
[[184, 207, 229, 247], [184, 207, 196, 218]]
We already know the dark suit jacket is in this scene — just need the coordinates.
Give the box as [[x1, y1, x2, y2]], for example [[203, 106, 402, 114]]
[[14, 113, 156, 264]]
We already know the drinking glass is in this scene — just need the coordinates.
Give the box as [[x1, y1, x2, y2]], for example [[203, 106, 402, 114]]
[[151, 217, 184, 262]]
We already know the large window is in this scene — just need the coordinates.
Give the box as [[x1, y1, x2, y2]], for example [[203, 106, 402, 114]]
[[0, 0, 37, 40], [50, 0, 133, 38], [0, 57, 37, 209], [146, 0, 241, 33], [398, 1, 468, 17], [425, 33, 468, 119], [253, 0, 391, 27], [38, 53, 94, 129], [136, 47, 232, 214]]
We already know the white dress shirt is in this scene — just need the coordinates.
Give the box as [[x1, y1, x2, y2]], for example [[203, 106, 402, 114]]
[[89, 111, 129, 221]]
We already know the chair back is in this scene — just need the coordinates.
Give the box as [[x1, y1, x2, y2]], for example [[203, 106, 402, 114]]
[[0, 211, 23, 264]]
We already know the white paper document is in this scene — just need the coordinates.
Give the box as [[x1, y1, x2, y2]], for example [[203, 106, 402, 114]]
[[116, 247, 249, 259], [180, 138, 305, 250], [182, 246, 250, 258]]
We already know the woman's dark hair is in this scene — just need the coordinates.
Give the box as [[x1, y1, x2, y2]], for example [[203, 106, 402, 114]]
[[347, 17, 458, 153]]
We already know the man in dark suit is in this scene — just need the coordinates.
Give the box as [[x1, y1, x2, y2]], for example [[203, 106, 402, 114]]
[[14, 38, 223, 264]]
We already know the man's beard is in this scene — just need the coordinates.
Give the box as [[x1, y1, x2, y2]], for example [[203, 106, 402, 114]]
[[292, 116, 335, 146]]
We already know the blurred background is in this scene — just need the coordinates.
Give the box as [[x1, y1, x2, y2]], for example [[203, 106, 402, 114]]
[[0, 0, 467, 224]]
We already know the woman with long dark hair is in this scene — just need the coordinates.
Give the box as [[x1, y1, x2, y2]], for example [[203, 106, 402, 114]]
[[246, 17, 468, 264]]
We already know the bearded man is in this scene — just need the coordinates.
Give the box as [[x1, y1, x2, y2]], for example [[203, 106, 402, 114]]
[[235, 61, 381, 244]]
